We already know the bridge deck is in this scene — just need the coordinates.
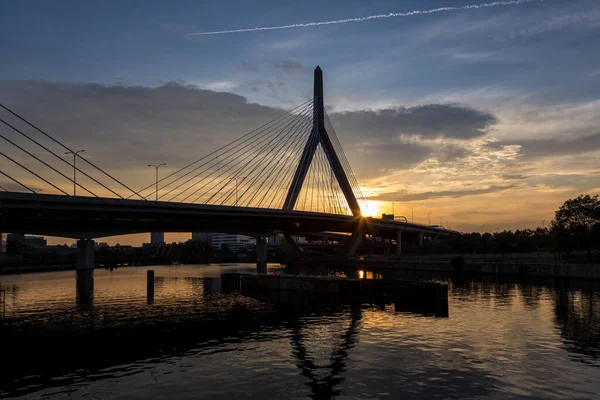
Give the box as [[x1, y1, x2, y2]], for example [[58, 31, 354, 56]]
[[0, 192, 451, 239]]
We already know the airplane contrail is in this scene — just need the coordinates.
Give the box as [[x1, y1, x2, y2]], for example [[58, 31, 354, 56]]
[[187, 0, 542, 36]]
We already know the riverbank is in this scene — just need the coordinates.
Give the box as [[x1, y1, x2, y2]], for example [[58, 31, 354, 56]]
[[349, 257, 600, 280]]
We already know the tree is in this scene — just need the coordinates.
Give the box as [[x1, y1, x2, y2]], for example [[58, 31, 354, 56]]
[[551, 194, 600, 258]]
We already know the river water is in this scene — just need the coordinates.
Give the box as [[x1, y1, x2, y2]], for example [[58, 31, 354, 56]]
[[1, 264, 599, 399]]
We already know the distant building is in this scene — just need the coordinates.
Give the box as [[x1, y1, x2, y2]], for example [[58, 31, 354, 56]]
[[25, 235, 47, 248], [212, 233, 255, 252], [150, 232, 165, 246], [191, 232, 213, 245]]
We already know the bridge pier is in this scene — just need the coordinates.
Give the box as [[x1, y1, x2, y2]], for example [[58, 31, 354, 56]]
[[76, 269, 94, 308], [256, 237, 267, 274], [396, 230, 402, 255], [418, 233, 423, 253], [76, 239, 95, 270]]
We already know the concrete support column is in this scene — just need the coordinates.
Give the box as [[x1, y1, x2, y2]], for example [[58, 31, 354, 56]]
[[396, 230, 403, 255], [76, 239, 95, 270], [150, 232, 165, 246], [76, 269, 94, 308], [256, 237, 267, 274], [418, 233, 424, 252]]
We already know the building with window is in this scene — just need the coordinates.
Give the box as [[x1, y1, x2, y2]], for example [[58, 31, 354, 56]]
[[211, 234, 255, 252]]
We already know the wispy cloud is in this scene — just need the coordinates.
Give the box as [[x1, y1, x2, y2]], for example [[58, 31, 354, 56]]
[[186, 0, 543, 36], [204, 80, 240, 91]]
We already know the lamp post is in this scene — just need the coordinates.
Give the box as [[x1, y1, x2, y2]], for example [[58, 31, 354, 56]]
[[425, 212, 432, 225], [409, 206, 418, 223], [65, 149, 85, 196], [148, 163, 166, 201], [230, 176, 247, 206]]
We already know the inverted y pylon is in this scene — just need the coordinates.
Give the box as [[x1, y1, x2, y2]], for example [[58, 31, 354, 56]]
[[283, 66, 362, 216]]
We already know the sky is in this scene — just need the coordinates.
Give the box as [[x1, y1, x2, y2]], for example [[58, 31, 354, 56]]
[[1, 0, 600, 245]]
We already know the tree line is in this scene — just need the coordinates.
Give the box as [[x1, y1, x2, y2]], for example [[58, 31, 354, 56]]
[[449, 194, 600, 261]]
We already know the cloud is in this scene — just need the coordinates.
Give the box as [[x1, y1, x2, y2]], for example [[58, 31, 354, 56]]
[[0, 79, 498, 196], [0, 80, 282, 178], [491, 132, 600, 159], [329, 104, 497, 140], [204, 80, 240, 92], [352, 141, 433, 177], [370, 184, 517, 201]]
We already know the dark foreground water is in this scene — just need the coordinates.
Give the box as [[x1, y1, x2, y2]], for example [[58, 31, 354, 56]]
[[1, 264, 599, 399]]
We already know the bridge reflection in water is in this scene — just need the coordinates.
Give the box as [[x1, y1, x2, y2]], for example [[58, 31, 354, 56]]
[[1, 265, 600, 399]]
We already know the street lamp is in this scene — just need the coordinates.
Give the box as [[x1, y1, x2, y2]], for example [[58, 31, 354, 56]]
[[65, 149, 85, 196], [425, 212, 433, 225], [409, 206, 418, 223], [481, 224, 485, 234], [148, 163, 166, 201], [230, 176, 247, 206]]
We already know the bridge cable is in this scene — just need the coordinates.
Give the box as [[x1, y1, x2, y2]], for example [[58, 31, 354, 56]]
[[0, 116, 124, 198], [286, 96, 323, 212], [243, 111, 313, 207], [235, 114, 312, 207], [324, 111, 368, 212], [318, 147, 335, 214], [0, 170, 36, 193], [199, 106, 309, 205], [159, 101, 313, 202], [0, 132, 98, 197], [324, 111, 363, 202], [0, 151, 69, 195], [329, 120, 367, 211], [164, 105, 310, 201], [134, 99, 313, 199], [250, 115, 314, 208], [264, 125, 313, 209], [182, 105, 314, 204], [171, 103, 313, 203], [0, 104, 145, 199], [221, 109, 314, 207], [209, 111, 310, 206]]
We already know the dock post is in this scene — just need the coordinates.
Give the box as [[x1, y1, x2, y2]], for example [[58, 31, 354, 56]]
[[76, 239, 95, 270], [256, 237, 267, 274], [147, 270, 155, 304]]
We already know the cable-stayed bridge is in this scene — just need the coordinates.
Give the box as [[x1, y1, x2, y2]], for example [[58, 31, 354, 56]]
[[0, 67, 449, 268]]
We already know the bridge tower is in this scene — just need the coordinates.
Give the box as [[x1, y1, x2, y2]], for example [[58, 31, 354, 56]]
[[280, 67, 365, 258], [283, 66, 361, 217]]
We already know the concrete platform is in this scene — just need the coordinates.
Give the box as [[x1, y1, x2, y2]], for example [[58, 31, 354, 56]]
[[222, 272, 448, 316]]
